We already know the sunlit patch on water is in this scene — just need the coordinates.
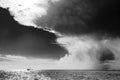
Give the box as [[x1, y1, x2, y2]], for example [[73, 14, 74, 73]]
[[0, 70, 51, 80], [0, 70, 120, 80]]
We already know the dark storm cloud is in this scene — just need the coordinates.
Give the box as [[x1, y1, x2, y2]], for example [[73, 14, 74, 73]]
[[0, 0, 120, 70], [0, 8, 66, 59], [34, 0, 120, 37]]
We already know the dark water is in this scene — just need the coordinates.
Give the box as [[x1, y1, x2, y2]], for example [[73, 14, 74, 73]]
[[0, 70, 120, 80]]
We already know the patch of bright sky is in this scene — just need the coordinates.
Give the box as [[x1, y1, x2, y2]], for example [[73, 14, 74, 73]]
[[0, 54, 57, 71]]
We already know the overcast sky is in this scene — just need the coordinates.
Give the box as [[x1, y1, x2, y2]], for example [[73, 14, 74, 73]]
[[0, 0, 120, 71]]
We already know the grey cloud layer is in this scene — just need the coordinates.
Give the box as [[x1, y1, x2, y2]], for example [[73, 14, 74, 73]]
[[34, 0, 120, 37]]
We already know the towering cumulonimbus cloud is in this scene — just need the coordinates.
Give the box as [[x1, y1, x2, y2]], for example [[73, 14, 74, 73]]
[[0, 0, 50, 30], [0, 0, 119, 35], [0, 0, 120, 70], [33, 0, 120, 36], [0, 0, 119, 36]]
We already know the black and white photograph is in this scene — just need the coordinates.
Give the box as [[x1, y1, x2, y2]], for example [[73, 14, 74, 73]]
[[0, 0, 120, 80]]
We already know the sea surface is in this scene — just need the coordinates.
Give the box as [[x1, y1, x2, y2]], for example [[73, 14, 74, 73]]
[[0, 70, 120, 80]]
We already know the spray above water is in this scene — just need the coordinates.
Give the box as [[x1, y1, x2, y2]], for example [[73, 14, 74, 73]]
[[0, 0, 120, 70], [56, 36, 100, 69]]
